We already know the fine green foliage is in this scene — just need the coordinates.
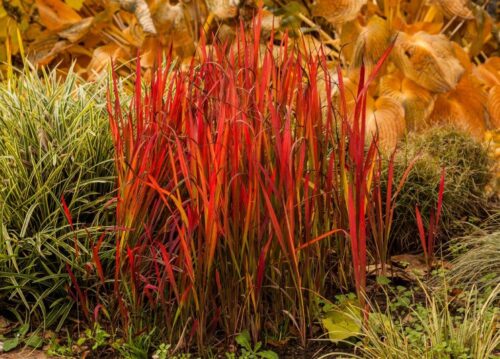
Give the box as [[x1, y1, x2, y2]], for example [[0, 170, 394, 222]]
[[0, 68, 115, 330], [445, 228, 500, 291], [388, 126, 493, 251], [320, 282, 500, 359], [356, 284, 500, 359]]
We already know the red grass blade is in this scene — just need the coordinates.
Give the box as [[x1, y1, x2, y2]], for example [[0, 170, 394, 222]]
[[61, 195, 78, 257], [93, 233, 106, 284], [415, 206, 428, 260]]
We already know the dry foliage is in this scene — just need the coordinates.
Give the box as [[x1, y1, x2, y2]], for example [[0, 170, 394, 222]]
[[0, 0, 499, 147]]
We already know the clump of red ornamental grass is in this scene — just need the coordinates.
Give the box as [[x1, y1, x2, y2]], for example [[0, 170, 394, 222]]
[[102, 12, 396, 352]]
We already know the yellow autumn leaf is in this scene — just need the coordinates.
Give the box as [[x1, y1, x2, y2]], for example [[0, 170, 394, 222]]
[[352, 15, 393, 67], [35, 0, 82, 30], [474, 58, 500, 89], [429, 75, 488, 138], [436, 0, 474, 19], [312, 0, 367, 26], [488, 85, 500, 130], [380, 71, 436, 130], [65, 0, 84, 11], [87, 44, 129, 78], [0, 4, 7, 18], [393, 31, 464, 93], [366, 96, 406, 151]]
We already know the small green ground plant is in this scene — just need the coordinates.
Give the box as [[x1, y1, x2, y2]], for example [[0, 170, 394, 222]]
[[356, 283, 499, 359], [319, 274, 499, 359], [0, 323, 43, 353], [225, 331, 278, 359]]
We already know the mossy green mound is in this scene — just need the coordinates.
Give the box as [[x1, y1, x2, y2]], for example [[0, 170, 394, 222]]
[[388, 126, 494, 252]]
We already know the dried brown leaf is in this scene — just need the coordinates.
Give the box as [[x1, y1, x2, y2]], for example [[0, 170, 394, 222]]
[[151, 2, 194, 57], [28, 36, 71, 65], [58, 17, 93, 42], [120, 0, 157, 34], [206, 0, 239, 19], [391, 254, 429, 279]]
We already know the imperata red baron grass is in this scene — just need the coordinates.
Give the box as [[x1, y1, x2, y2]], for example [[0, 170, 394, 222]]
[[102, 12, 395, 352]]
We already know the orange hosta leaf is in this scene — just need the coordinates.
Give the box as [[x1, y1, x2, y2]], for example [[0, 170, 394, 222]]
[[23, 21, 44, 42], [139, 38, 161, 68], [313, 0, 367, 26], [436, 0, 474, 19], [121, 23, 146, 48], [380, 71, 436, 130], [400, 20, 443, 35], [27, 16, 94, 65], [393, 31, 464, 93], [339, 20, 362, 62], [488, 85, 500, 129], [259, 9, 282, 36], [365, 96, 406, 151], [214, 23, 236, 44], [464, 8, 493, 58], [333, 73, 374, 122], [0, 17, 24, 61], [65, 0, 84, 10], [399, 79, 435, 130], [451, 42, 474, 73], [35, 0, 82, 31], [429, 75, 488, 138], [297, 35, 333, 58], [474, 58, 500, 89], [88, 44, 130, 77], [352, 15, 394, 67], [397, 0, 427, 23]]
